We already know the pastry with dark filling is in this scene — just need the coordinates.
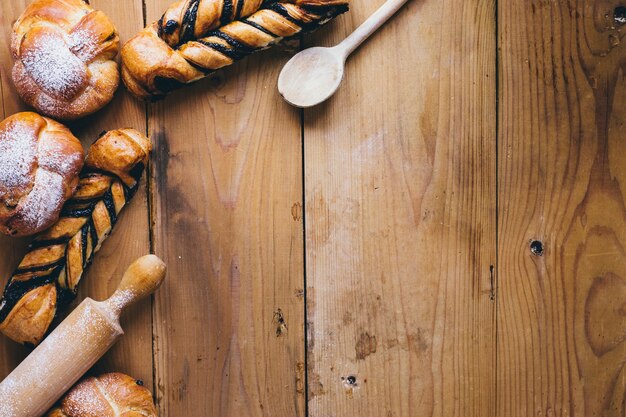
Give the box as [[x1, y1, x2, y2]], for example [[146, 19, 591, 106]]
[[0, 129, 151, 346], [121, 0, 350, 100]]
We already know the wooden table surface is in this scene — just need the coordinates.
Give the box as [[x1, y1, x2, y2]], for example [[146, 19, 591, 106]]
[[1, 0, 625, 416]]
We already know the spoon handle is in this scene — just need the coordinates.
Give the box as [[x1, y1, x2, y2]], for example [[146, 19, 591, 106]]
[[336, 0, 411, 58]]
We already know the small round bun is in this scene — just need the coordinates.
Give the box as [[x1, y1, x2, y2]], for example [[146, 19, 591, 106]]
[[47, 373, 158, 417], [11, 0, 120, 120], [0, 112, 84, 237]]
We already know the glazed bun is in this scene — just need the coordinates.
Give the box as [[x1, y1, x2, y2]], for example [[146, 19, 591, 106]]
[[0, 112, 84, 237], [47, 373, 158, 417], [11, 0, 120, 120]]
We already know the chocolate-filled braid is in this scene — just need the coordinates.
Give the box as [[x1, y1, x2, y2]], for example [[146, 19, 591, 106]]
[[121, 0, 349, 100], [0, 129, 151, 346], [156, 0, 269, 47]]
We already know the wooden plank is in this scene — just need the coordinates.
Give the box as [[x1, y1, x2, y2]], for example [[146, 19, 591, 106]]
[[0, 1, 30, 117], [304, 1, 497, 417], [145, 0, 306, 415], [74, 0, 152, 389], [497, 1, 626, 416], [0, 0, 40, 382], [0, 0, 153, 391]]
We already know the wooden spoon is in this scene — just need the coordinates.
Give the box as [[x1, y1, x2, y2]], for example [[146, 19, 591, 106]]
[[278, 0, 411, 108]]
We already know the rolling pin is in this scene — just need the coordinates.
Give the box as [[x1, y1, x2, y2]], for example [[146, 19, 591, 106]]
[[0, 255, 166, 417]]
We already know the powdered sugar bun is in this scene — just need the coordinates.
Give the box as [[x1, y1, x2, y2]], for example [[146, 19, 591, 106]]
[[0, 112, 84, 237], [47, 373, 157, 417], [11, 0, 120, 120]]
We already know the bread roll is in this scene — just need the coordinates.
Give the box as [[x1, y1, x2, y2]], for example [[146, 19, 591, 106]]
[[0, 112, 84, 237], [12, 0, 120, 120], [47, 373, 158, 417]]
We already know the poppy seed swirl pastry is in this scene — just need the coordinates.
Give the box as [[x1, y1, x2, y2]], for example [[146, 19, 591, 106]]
[[11, 0, 120, 120], [0, 129, 151, 346], [121, 0, 350, 100], [0, 112, 84, 237], [47, 373, 158, 417]]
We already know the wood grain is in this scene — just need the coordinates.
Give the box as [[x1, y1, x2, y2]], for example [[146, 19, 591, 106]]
[[0, 0, 153, 391], [0, 1, 30, 117], [304, 1, 497, 417], [1, 0, 625, 415], [497, 0, 626, 415], [145, 0, 306, 415]]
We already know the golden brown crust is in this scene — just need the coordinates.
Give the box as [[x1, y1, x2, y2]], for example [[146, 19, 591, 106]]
[[121, 0, 349, 100], [0, 129, 151, 346], [158, 0, 265, 46], [12, 0, 120, 120], [86, 129, 152, 187], [47, 373, 157, 417], [0, 112, 84, 237], [0, 284, 57, 346]]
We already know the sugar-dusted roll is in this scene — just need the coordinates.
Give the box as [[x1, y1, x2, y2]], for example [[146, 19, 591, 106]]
[[11, 0, 120, 120], [47, 373, 158, 417], [0, 112, 84, 237]]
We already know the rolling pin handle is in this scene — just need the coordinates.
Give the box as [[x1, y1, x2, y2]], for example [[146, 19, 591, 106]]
[[105, 255, 167, 316]]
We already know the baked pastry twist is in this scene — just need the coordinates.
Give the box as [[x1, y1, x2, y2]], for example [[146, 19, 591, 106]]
[[0, 112, 84, 237], [121, 0, 349, 100], [47, 373, 157, 417], [12, 0, 120, 120], [0, 129, 151, 346]]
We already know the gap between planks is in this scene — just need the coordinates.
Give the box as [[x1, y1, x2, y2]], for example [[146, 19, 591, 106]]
[[494, 0, 500, 414], [141, 0, 158, 405]]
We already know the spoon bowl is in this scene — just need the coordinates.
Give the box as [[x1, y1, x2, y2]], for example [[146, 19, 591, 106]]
[[278, 46, 345, 108], [278, 0, 410, 108]]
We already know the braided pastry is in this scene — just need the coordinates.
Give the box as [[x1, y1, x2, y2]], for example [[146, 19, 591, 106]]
[[0, 129, 151, 346], [47, 373, 157, 417], [121, 0, 349, 100], [11, 0, 120, 120]]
